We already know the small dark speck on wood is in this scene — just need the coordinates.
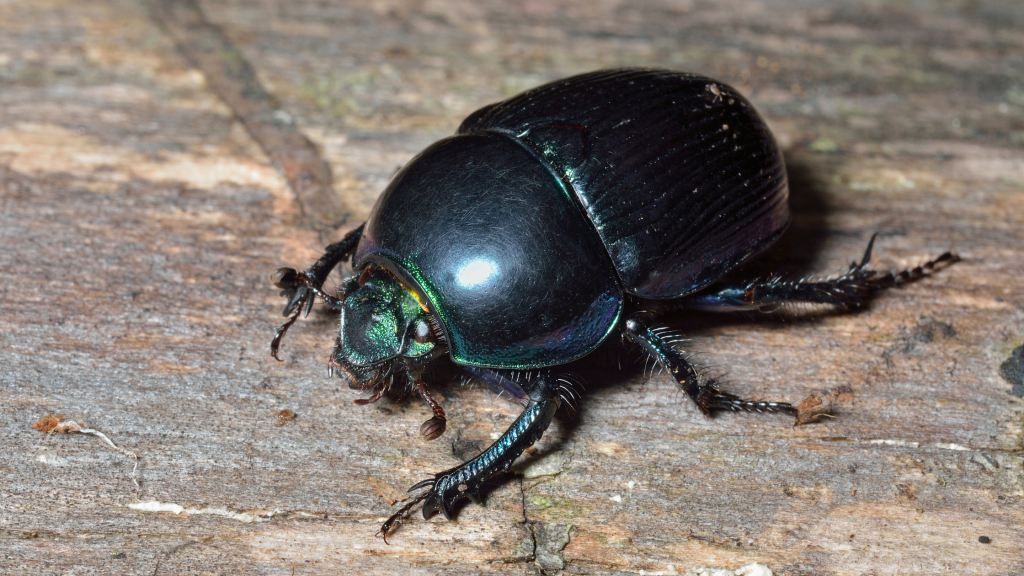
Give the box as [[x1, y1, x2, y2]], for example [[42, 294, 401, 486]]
[[999, 345, 1024, 397]]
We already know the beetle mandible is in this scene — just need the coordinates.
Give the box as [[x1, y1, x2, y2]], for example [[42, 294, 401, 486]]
[[268, 69, 957, 540]]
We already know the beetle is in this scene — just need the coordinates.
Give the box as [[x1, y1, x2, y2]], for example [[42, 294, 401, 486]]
[[268, 69, 956, 540]]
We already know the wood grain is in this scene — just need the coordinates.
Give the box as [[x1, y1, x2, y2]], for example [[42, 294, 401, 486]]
[[2, 0, 1023, 574], [147, 0, 347, 232]]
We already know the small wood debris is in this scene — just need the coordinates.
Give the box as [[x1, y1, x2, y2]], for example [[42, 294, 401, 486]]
[[33, 413, 68, 433], [276, 409, 297, 426], [794, 386, 854, 426], [33, 413, 140, 489]]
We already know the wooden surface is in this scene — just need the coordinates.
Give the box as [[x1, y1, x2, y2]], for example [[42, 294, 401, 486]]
[[2, 0, 1024, 574]]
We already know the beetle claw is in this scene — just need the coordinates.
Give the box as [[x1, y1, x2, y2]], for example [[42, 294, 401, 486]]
[[302, 290, 315, 317], [415, 468, 479, 521], [409, 478, 435, 492], [283, 287, 309, 317]]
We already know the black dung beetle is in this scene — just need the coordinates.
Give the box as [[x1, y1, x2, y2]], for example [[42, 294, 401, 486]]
[[268, 69, 957, 541]]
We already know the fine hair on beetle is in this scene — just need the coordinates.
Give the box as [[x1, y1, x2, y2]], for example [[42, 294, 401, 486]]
[[268, 68, 958, 542]]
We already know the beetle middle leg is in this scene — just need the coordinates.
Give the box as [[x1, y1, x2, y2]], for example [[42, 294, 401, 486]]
[[623, 314, 796, 416]]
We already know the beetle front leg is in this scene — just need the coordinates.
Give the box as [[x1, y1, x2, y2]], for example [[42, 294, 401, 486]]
[[623, 314, 796, 417], [419, 374, 559, 517], [378, 373, 559, 541], [687, 235, 958, 313], [270, 223, 364, 359]]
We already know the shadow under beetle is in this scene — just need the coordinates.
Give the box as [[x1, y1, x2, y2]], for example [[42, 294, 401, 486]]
[[268, 69, 957, 541]]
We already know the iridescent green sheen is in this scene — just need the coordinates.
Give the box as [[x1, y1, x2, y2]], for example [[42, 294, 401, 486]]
[[353, 134, 623, 369], [339, 271, 434, 366]]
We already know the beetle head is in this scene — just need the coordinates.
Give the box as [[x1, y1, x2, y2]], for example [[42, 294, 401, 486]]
[[332, 267, 438, 386]]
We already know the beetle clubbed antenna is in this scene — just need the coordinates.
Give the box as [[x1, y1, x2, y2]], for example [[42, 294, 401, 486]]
[[416, 380, 447, 441]]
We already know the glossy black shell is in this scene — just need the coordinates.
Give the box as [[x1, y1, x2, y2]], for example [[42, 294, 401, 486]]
[[354, 133, 622, 368], [353, 69, 789, 369]]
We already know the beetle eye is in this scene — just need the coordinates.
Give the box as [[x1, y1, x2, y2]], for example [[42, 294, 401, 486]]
[[412, 318, 434, 344]]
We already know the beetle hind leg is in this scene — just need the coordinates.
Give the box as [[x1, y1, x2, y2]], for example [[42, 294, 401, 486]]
[[687, 235, 958, 313], [623, 314, 796, 418]]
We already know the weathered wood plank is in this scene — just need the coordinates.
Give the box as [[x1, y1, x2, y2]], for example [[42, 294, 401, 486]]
[[2, 0, 1023, 574]]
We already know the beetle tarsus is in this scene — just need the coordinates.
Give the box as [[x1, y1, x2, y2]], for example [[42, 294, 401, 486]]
[[270, 312, 300, 362], [705, 389, 797, 415], [859, 250, 959, 293], [377, 490, 431, 544]]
